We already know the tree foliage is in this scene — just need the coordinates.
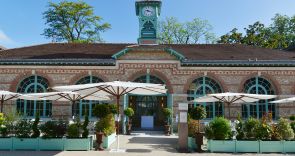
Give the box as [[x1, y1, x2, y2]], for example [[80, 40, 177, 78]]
[[218, 14, 295, 49], [42, 1, 111, 43], [158, 17, 217, 44]]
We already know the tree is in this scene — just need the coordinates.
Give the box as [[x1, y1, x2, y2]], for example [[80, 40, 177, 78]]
[[158, 17, 216, 44], [42, 1, 111, 43], [218, 14, 295, 50]]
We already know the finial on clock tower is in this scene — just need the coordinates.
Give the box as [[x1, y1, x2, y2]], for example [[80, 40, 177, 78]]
[[135, 0, 162, 45]]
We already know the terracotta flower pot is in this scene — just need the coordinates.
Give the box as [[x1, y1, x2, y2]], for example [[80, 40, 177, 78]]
[[195, 132, 204, 152], [164, 125, 171, 136], [95, 132, 104, 151]]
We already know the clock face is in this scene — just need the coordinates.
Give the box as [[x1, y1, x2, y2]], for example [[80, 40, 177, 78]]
[[142, 6, 154, 17]]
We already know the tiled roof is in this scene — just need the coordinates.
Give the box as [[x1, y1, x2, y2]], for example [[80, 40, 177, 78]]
[[1, 43, 295, 61]]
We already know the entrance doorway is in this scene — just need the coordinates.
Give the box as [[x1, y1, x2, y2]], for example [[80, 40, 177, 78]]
[[129, 95, 167, 130]]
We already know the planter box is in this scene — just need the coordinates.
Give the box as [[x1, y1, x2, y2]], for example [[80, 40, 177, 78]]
[[103, 133, 116, 149], [284, 141, 295, 153], [207, 140, 235, 153], [260, 141, 284, 153], [39, 138, 64, 151], [188, 137, 197, 151], [236, 140, 259, 153], [13, 138, 39, 150], [64, 137, 92, 151], [0, 137, 13, 150]]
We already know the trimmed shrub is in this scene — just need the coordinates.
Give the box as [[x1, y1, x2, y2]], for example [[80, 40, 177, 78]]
[[95, 114, 115, 136], [204, 117, 231, 140], [244, 117, 259, 140], [15, 120, 32, 138], [290, 115, 295, 121], [31, 113, 40, 138], [290, 122, 295, 135], [124, 108, 134, 117], [189, 106, 206, 120], [82, 115, 89, 138], [255, 121, 272, 140], [276, 118, 294, 140], [0, 113, 8, 137], [40, 120, 67, 138], [188, 119, 199, 137], [93, 104, 117, 118], [235, 114, 244, 140], [67, 123, 80, 138]]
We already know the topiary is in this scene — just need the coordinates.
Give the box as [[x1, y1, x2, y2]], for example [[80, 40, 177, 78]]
[[124, 108, 134, 118], [67, 123, 80, 138], [82, 114, 89, 138], [95, 114, 115, 136], [162, 108, 172, 124], [0, 113, 8, 137], [255, 121, 272, 140], [108, 104, 118, 115], [189, 106, 206, 133], [235, 113, 244, 140], [244, 117, 259, 140], [15, 120, 32, 138], [31, 113, 40, 138], [276, 118, 294, 140], [188, 119, 199, 137], [93, 104, 115, 118], [205, 117, 231, 140]]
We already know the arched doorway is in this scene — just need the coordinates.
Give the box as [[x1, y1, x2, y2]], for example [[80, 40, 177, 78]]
[[129, 75, 167, 130]]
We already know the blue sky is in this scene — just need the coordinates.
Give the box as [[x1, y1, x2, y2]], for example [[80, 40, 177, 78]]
[[0, 0, 295, 48]]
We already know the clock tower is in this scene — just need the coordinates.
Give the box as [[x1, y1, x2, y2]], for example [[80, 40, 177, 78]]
[[135, 0, 162, 45]]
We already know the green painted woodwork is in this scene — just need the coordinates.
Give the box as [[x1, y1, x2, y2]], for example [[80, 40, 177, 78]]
[[242, 77, 276, 119], [74, 76, 105, 118], [102, 133, 116, 149], [16, 75, 52, 118], [111, 47, 185, 61], [187, 77, 224, 119], [235, 140, 259, 153], [135, 0, 162, 44], [39, 138, 64, 151], [207, 140, 295, 153], [0, 137, 92, 151], [188, 137, 197, 151]]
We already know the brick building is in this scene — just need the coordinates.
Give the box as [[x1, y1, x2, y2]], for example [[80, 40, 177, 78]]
[[0, 0, 295, 130]]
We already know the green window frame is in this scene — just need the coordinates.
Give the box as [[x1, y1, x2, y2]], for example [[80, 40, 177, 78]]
[[187, 77, 224, 119], [73, 76, 105, 118], [16, 75, 52, 118], [242, 77, 276, 119]]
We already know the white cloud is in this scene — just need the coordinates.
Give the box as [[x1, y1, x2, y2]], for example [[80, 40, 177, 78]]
[[0, 29, 13, 44]]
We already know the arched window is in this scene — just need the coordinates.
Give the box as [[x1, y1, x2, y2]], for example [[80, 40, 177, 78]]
[[242, 77, 276, 119], [187, 77, 223, 119], [16, 75, 52, 117], [73, 76, 105, 118]]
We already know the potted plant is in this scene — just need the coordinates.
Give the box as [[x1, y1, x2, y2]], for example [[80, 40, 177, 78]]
[[205, 117, 233, 152], [162, 108, 172, 136], [124, 107, 134, 135], [188, 118, 198, 151], [0, 113, 11, 150], [39, 120, 67, 151], [14, 119, 37, 150], [93, 104, 117, 150], [189, 106, 206, 152]]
